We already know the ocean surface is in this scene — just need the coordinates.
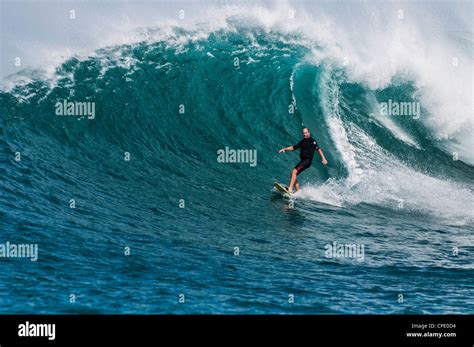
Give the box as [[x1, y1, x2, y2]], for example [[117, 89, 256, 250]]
[[1, 1, 473, 314]]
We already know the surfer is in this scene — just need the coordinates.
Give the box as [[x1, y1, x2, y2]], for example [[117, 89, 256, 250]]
[[278, 127, 328, 193]]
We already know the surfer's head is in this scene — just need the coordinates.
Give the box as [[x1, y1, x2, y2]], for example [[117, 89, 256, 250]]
[[302, 127, 310, 139]]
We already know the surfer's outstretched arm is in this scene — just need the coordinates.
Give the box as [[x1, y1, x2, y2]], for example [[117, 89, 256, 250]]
[[278, 146, 294, 153], [318, 148, 328, 165]]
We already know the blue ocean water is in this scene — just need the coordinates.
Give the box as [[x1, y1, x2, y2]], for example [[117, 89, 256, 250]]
[[1, 21, 473, 314]]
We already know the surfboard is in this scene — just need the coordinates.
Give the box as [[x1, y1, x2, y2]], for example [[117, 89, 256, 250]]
[[273, 182, 293, 197]]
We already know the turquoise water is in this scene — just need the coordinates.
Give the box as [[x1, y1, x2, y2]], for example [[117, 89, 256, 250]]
[[1, 25, 473, 314]]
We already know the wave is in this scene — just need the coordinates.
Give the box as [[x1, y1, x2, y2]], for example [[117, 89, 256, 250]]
[[1, 2, 473, 226]]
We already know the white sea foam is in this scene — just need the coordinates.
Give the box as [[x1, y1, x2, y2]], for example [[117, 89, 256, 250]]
[[300, 75, 474, 225], [298, 115, 474, 225]]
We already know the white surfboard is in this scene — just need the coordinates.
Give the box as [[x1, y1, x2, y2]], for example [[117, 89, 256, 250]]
[[273, 182, 293, 197]]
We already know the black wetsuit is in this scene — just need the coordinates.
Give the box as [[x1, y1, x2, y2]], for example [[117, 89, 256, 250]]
[[293, 137, 320, 174]]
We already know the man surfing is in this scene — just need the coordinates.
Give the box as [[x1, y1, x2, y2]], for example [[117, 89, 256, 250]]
[[278, 127, 328, 193]]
